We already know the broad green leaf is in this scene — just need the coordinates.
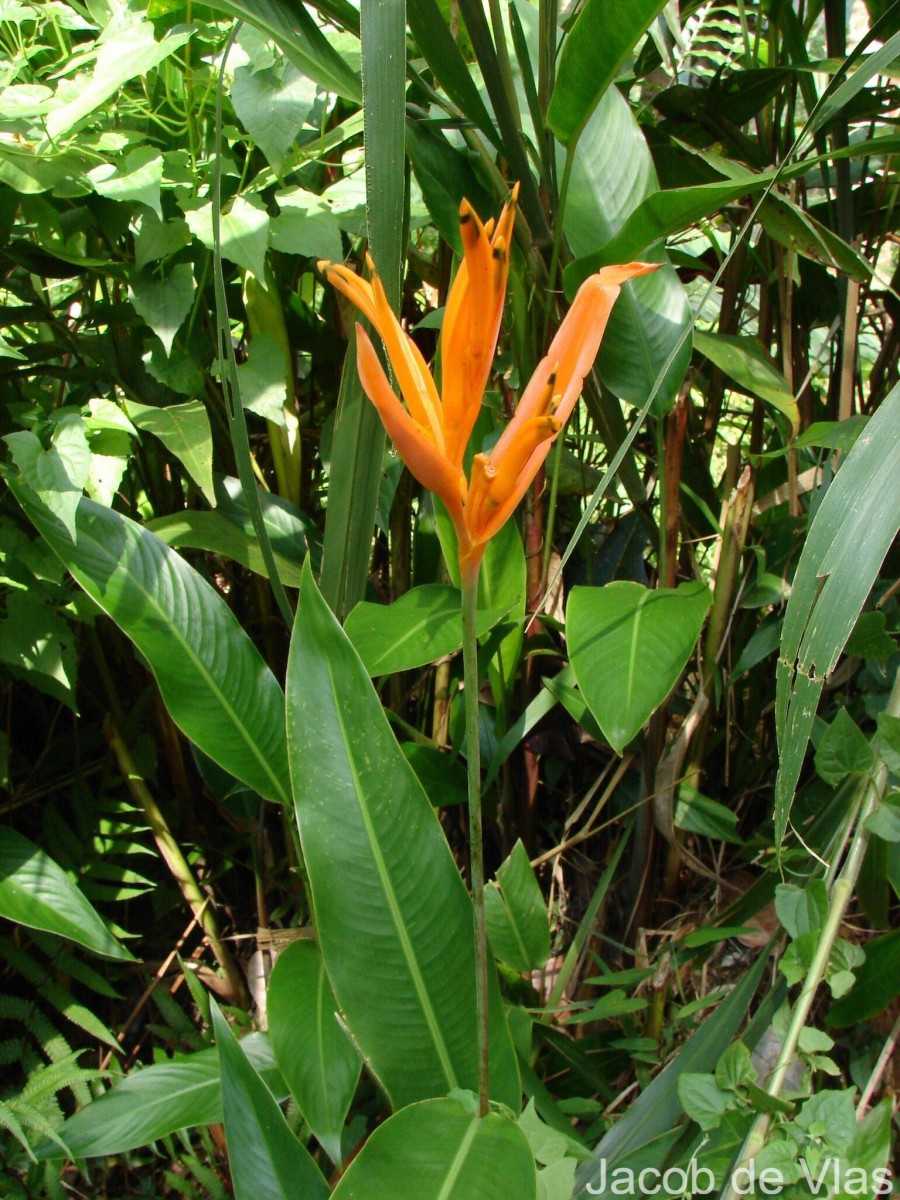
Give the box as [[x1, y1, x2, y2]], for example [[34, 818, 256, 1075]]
[[128, 263, 195, 357], [185, 195, 270, 280], [88, 147, 163, 217], [484, 840, 550, 974], [7, 483, 291, 806], [269, 205, 343, 261], [212, 1003, 328, 1200], [146, 510, 304, 586], [40, 1033, 285, 1159], [0, 591, 77, 709], [345, 584, 509, 676], [693, 331, 800, 429], [563, 86, 691, 411], [5, 413, 90, 540], [0, 142, 96, 196], [204, 0, 361, 102], [267, 940, 361, 1165], [286, 564, 520, 1111], [774, 880, 828, 939], [330, 1097, 536, 1200], [45, 21, 193, 139], [548, 0, 667, 143], [814, 710, 876, 785], [0, 827, 133, 961], [125, 398, 214, 504], [775, 383, 900, 845], [231, 61, 317, 172], [213, 473, 320, 566], [236, 331, 289, 425], [133, 210, 192, 270], [677, 1074, 731, 1131], [567, 580, 712, 754]]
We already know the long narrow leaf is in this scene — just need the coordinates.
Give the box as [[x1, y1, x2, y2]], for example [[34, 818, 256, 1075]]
[[286, 563, 520, 1111], [774, 382, 900, 844], [7, 482, 291, 806]]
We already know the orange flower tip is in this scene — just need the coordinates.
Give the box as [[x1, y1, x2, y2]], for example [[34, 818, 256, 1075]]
[[510, 181, 521, 201], [596, 261, 662, 287], [317, 259, 333, 275], [364, 251, 376, 273], [484, 217, 496, 238], [491, 237, 507, 263]]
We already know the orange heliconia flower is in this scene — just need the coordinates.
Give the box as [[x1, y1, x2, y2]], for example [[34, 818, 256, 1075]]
[[319, 189, 658, 580]]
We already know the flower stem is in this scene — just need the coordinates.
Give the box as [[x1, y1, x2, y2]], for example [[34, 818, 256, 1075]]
[[461, 563, 490, 1116]]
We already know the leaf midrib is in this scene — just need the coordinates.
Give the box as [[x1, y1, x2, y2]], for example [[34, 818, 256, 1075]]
[[325, 656, 460, 1096], [79, 518, 288, 804]]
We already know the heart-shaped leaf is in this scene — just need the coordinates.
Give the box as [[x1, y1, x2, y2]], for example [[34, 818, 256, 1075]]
[[567, 581, 712, 754]]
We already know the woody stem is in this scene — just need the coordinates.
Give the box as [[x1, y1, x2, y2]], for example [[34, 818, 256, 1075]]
[[461, 562, 490, 1116]]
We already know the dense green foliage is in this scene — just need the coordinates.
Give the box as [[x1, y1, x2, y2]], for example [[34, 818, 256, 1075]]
[[0, 0, 898, 1196]]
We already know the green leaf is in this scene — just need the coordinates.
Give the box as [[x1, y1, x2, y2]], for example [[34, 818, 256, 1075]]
[[88, 147, 163, 218], [563, 989, 648, 1025], [45, 20, 193, 139], [562, 86, 691, 411], [567, 580, 711, 754], [0, 591, 78, 709], [774, 881, 829, 939], [548, 0, 667, 143], [407, 0, 499, 150], [185, 196, 269, 280], [235, 331, 289, 425], [125, 399, 214, 504], [758, 194, 872, 282], [146, 510, 304, 587], [875, 713, 900, 775], [402, 743, 468, 807], [203, 0, 361, 102], [231, 61, 317, 172], [5, 413, 91, 540], [330, 1097, 536, 1200], [134, 210, 192, 270], [815, 710, 876, 785], [0, 827, 133, 961], [7, 484, 291, 806], [212, 1002, 328, 1200], [269, 204, 343, 261], [576, 945, 775, 1193], [128, 263, 195, 357], [267, 940, 361, 1165], [677, 1073, 732, 1131], [674, 784, 742, 845], [693, 331, 800, 429], [320, 0, 405, 619], [865, 795, 900, 843], [775, 382, 900, 844], [484, 840, 550, 974], [846, 611, 897, 661], [345, 584, 509, 676], [286, 563, 520, 1111], [828, 931, 900, 1026], [40, 1033, 286, 1159], [714, 1042, 756, 1092]]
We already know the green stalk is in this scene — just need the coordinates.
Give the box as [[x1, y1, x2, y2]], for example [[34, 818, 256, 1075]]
[[720, 664, 900, 1200], [461, 564, 490, 1116]]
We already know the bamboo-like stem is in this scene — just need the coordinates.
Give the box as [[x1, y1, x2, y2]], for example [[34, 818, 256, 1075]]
[[461, 564, 490, 1116], [720, 665, 900, 1200], [104, 716, 249, 1009]]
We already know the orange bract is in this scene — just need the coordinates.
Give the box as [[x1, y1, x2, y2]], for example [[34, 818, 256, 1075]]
[[319, 190, 658, 580]]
